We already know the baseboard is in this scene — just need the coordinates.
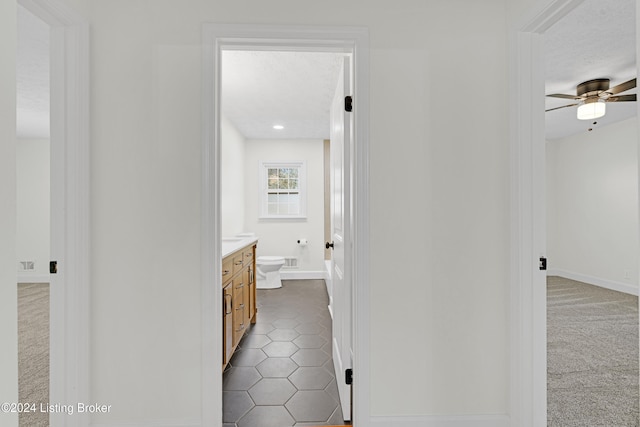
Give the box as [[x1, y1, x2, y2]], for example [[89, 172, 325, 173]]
[[90, 420, 199, 427], [93, 415, 510, 427], [370, 414, 509, 427], [280, 270, 325, 280], [548, 269, 639, 296], [17, 274, 50, 284]]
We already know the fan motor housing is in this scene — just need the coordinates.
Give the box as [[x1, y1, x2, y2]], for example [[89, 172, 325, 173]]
[[577, 78, 610, 97]]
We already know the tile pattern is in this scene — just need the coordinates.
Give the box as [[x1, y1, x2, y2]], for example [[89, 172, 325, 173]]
[[547, 276, 639, 426], [223, 279, 349, 427]]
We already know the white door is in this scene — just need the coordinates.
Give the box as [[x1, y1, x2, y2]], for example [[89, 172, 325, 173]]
[[329, 56, 352, 421]]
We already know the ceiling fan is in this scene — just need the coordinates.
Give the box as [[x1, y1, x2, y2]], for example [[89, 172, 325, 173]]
[[545, 77, 637, 120]]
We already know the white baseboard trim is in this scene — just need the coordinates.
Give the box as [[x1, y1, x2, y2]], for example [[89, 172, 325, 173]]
[[548, 269, 639, 296], [280, 270, 325, 280], [17, 274, 50, 284], [370, 414, 509, 427]]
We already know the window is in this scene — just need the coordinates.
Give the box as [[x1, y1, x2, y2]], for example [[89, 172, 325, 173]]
[[260, 161, 306, 219]]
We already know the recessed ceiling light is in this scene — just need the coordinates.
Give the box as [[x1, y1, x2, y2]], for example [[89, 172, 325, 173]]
[[273, 125, 284, 130]]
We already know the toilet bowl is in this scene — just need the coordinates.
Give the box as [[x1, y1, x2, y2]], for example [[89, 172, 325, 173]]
[[256, 256, 285, 289]]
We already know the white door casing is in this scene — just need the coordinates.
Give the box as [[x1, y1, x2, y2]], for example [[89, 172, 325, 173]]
[[330, 57, 352, 421], [510, 1, 589, 425], [17, 2, 91, 427]]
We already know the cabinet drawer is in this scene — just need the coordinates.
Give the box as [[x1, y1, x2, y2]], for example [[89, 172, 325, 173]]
[[222, 258, 233, 283], [243, 249, 254, 265], [232, 253, 244, 275]]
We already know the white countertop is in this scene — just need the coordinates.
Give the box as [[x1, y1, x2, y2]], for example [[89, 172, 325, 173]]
[[221, 237, 258, 259]]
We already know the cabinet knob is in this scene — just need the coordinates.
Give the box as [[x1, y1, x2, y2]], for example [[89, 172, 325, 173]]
[[325, 241, 334, 249]]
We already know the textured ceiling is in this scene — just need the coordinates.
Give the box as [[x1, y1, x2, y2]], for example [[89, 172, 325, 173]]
[[222, 50, 345, 140], [544, 0, 636, 140], [17, 5, 50, 139]]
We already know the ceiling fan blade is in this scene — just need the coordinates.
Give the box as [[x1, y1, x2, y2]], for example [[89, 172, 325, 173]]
[[606, 78, 636, 95], [546, 93, 582, 100], [545, 103, 579, 112], [607, 94, 636, 102]]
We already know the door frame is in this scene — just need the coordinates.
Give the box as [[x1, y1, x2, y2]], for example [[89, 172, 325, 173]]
[[201, 23, 370, 426], [17, 1, 90, 426]]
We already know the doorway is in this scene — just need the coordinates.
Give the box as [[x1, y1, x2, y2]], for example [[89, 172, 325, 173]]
[[16, 6, 51, 425], [14, 1, 90, 426], [219, 49, 350, 425], [543, 1, 638, 423], [511, 0, 640, 425], [201, 24, 371, 427]]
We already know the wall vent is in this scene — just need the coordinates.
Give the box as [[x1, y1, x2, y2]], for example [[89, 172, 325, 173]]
[[283, 257, 299, 269], [19, 261, 35, 272]]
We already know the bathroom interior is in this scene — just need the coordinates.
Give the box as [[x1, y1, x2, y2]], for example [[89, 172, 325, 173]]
[[220, 49, 351, 426]]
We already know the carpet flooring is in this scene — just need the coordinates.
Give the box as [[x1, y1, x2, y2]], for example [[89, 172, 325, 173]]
[[18, 282, 50, 427], [547, 276, 639, 426]]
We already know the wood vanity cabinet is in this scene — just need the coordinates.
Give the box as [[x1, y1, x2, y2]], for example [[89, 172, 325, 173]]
[[222, 242, 257, 370]]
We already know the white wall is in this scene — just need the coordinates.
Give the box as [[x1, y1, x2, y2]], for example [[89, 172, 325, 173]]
[[16, 138, 50, 283], [547, 118, 639, 292], [0, 0, 18, 425], [91, 41, 202, 423], [221, 115, 245, 237], [244, 139, 325, 273], [48, 0, 510, 424]]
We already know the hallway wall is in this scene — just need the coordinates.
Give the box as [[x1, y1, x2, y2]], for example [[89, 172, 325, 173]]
[[86, 1, 510, 423], [6, 0, 512, 425], [0, 1, 18, 425]]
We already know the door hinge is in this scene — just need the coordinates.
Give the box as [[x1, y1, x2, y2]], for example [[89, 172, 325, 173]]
[[345, 368, 353, 385], [345, 96, 353, 112], [539, 257, 547, 271], [50, 261, 58, 274]]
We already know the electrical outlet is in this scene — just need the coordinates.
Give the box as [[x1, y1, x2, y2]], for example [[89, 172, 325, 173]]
[[624, 270, 631, 280], [19, 261, 35, 271]]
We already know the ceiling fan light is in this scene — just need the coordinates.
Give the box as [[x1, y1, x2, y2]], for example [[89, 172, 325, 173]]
[[577, 98, 606, 120]]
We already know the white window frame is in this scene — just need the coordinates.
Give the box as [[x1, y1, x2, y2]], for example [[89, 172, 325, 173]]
[[259, 161, 307, 219]]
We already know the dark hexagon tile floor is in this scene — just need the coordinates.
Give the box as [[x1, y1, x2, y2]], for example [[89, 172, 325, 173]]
[[222, 279, 350, 426]]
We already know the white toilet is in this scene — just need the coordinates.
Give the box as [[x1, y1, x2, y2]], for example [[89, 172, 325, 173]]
[[256, 256, 285, 289]]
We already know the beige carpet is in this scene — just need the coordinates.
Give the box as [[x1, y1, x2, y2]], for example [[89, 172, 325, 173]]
[[18, 283, 49, 427], [547, 276, 639, 426]]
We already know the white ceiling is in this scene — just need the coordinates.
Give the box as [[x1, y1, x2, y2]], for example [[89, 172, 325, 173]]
[[16, 1, 635, 142], [544, 0, 636, 140], [221, 50, 345, 140], [17, 5, 50, 139]]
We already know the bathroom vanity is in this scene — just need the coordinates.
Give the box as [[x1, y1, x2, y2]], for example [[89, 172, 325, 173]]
[[222, 238, 258, 370]]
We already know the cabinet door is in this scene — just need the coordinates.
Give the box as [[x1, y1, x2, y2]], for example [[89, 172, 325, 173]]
[[232, 276, 245, 346], [242, 267, 252, 327], [223, 283, 233, 366], [247, 265, 256, 323]]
